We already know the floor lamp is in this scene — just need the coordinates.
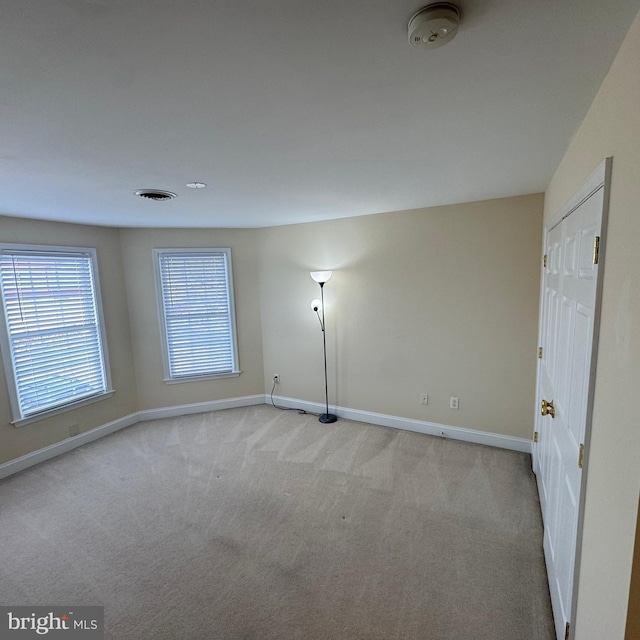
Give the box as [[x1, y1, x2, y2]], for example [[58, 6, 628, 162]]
[[310, 271, 337, 424]]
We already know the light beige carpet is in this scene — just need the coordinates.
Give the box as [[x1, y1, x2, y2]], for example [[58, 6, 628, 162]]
[[0, 405, 554, 639]]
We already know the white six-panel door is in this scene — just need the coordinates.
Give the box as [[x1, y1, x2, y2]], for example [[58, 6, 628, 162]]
[[533, 159, 610, 640]]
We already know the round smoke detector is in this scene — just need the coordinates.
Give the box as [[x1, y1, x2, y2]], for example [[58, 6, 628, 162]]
[[408, 3, 461, 50], [134, 189, 177, 201]]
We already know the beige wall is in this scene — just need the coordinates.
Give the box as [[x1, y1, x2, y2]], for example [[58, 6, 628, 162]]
[[0, 216, 138, 464], [543, 10, 640, 639], [119, 228, 264, 410], [625, 498, 640, 640], [259, 194, 543, 439]]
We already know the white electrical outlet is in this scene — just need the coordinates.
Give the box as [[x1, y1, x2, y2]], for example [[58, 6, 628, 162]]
[[450, 396, 459, 410], [419, 393, 429, 405], [273, 374, 280, 384]]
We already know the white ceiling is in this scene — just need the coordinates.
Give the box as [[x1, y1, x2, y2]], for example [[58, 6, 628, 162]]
[[1, 0, 639, 228]]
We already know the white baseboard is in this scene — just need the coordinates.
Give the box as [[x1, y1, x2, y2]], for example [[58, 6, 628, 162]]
[[0, 393, 531, 481], [267, 394, 532, 454], [137, 394, 265, 422], [0, 395, 265, 481], [0, 413, 139, 481]]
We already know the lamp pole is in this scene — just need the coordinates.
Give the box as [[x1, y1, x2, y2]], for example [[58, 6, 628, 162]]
[[311, 271, 337, 424], [318, 282, 336, 423]]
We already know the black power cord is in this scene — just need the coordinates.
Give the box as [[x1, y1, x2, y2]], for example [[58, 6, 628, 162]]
[[269, 379, 319, 416]]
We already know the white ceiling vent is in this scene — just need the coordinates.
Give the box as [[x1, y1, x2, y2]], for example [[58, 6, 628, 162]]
[[408, 3, 461, 50], [135, 190, 177, 201]]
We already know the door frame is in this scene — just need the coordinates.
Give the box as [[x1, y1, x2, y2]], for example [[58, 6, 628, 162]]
[[533, 157, 612, 638]]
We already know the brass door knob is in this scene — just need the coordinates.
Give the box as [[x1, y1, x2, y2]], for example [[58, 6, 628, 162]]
[[541, 399, 555, 418]]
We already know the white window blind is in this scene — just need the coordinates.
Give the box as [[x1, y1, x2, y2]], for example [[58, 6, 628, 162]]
[[0, 247, 109, 421], [155, 249, 238, 381]]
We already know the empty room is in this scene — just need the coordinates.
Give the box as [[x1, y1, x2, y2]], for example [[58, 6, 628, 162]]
[[0, 1, 638, 639]]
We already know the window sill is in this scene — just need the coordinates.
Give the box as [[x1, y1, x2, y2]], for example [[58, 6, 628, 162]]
[[163, 370, 241, 385], [12, 390, 115, 428]]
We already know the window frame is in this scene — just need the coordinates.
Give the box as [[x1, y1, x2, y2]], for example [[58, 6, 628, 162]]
[[0, 244, 113, 427], [153, 248, 240, 384]]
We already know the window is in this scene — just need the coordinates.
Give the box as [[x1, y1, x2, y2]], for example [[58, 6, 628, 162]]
[[154, 249, 239, 382], [0, 245, 111, 425]]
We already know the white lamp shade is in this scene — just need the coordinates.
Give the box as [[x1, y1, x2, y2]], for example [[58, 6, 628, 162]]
[[311, 298, 322, 312], [310, 270, 332, 284]]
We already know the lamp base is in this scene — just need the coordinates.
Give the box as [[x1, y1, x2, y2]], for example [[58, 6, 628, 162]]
[[319, 413, 338, 424]]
